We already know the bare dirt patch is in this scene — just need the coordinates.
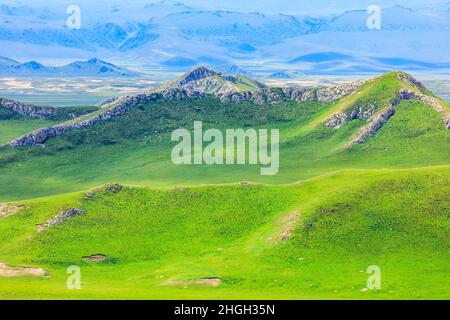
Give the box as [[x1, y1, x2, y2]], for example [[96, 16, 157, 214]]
[[161, 277, 222, 288], [0, 204, 24, 218], [0, 263, 48, 277], [270, 210, 301, 244], [82, 254, 108, 262]]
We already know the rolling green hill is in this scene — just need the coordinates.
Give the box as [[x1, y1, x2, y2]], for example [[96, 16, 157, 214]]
[[0, 69, 448, 299], [0, 167, 448, 299]]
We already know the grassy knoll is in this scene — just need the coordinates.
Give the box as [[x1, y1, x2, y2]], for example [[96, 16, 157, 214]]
[[0, 167, 448, 299]]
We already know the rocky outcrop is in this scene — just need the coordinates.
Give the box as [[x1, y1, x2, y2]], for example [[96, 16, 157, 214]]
[[397, 89, 450, 129], [0, 98, 58, 119], [396, 71, 428, 93], [220, 81, 364, 105], [344, 88, 450, 145], [37, 208, 84, 233], [170, 66, 221, 87], [8, 79, 365, 147], [96, 96, 121, 107], [350, 108, 396, 144], [9, 93, 160, 147]]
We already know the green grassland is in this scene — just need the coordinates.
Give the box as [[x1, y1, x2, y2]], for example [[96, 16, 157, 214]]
[[0, 119, 57, 145], [0, 71, 448, 299], [0, 167, 448, 299], [0, 102, 97, 145]]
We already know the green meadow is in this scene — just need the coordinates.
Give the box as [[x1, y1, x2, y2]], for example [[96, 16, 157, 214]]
[[0, 71, 448, 299]]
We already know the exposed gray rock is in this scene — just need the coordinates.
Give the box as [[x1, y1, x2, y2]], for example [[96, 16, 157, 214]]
[[0, 98, 57, 119], [350, 108, 396, 144], [37, 208, 84, 233], [170, 66, 220, 87], [105, 183, 123, 193], [6, 63, 368, 148], [96, 96, 120, 107], [342, 87, 450, 145], [396, 72, 428, 92], [316, 81, 365, 103], [9, 93, 160, 147], [398, 88, 450, 129]]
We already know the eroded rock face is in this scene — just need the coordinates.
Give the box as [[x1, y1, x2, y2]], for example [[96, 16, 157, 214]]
[[350, 108, 396, 144], [9, 93, 160, 147], [325, 85, 450, 145], [37, 208, 84, 233], [0, 98, 57, 119]]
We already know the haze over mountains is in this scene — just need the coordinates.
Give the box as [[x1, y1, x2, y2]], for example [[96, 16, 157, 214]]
[[1, 1, 450, 75], [0, 57, 138, 77]]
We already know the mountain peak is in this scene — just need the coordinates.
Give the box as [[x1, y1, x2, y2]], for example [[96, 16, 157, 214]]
[[162, 66, 266, 95], [177, 66, 221, 86]]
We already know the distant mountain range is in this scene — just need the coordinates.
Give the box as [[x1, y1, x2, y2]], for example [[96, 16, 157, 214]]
[[0, 2, 450, 75], [0, 57, 138, 77]]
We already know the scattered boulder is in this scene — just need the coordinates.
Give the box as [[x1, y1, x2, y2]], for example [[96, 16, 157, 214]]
[[305, 221, 314, 229], [85, 191, 96, 200], [106, 183, 123, 193]]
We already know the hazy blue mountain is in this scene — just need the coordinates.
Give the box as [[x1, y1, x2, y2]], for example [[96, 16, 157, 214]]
[[0, 57, 139, 77], [0, 1, 450, 75], [215, 64, 255, 77], [268, 72, 293, 79], [0, 56, 19, 67]]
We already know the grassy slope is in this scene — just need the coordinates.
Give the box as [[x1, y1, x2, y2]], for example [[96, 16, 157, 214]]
[[0, 102, 98, 145], [0, 119, 57, 145], [0, 167, 448, 299], [0, 97, 448, 201]]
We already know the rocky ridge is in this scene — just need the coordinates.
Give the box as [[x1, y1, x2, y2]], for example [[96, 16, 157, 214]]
[[7, 68, 448, 148], [1, 98, 58, 119], [324, 73, 450, 145], [7, 68, 365, 147]]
